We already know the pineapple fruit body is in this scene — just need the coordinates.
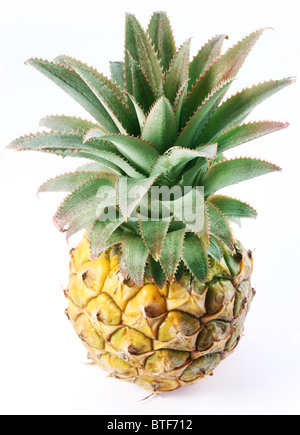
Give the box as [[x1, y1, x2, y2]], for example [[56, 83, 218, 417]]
[[66, 236, 254, 393]]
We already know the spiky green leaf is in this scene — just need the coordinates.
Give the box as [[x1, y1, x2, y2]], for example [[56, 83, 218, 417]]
[[202, 158, 281, 197], [78, 149, 143, 178], [207, 236, 223, 262], [139, 216, 172, 260], [198, 78, 295, 144], [9, 140, 142, 178], [141, 97, 177, 153], [7, 130, 116, 152], [160, 228, 186, 281], [39, 115, 101, 133], [8, 131, 142, 177], [76, 162, 117, 174], [26, 58, 118, 133], [128, 95, 146, 129], [206, 202, 235, 250], [189, 34, 228, 91], [122, 232, 149, 286], [39, 171, 108, 193], [174, 80, 189, 130], [125, 13, 163, 96], [216, 121, 289, 154], [147, 11, 176, 73], [175, 261, 185, 282], [161, 187, 207, 237], [54, 176, 116, 232], [164, 39, 191, 103], [148, 255, 167, 289], [175, 80, 232, 149], [110, 61, 125, 90], [118, 249, 130, 279], [209, 195, 257, 219], [127, 54, 155, 112], [85, 133, 159, 175], [180, 158, 209, 187], [182, 234, 209, 282], [185, 29, 266, 119], [55, 55, 137, 136], [90, 215, 125, 259], [151, 145, 217, 181], [116, 176, 158, 220], [59, 191, 117, 241]]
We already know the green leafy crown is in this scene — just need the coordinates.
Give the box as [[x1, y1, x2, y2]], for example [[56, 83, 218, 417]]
[[8, 12, 295, 287]]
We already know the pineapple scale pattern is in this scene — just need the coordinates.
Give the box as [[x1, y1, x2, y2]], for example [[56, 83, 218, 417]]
[[66, 237, 254, 393]]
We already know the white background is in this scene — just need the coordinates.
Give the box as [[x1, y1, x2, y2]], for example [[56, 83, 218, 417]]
[[0, 0, 300, 416]]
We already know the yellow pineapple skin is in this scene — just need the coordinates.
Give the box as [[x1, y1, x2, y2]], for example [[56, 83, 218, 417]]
[[65, 236, 255, 393]]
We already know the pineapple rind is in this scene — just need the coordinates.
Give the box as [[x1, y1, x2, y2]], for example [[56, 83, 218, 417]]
[[66, 236, 254, 393]]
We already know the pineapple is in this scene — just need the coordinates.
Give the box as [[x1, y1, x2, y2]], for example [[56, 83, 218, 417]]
[[8, 12, 294, 394]]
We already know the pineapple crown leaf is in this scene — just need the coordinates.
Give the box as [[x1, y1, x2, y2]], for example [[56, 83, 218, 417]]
[[198, 77, 295, 144], [159, 227, 186, 282], [174, 260, 185, 283], [163, 38, 191, 103], [160, 187, 208, 239], [39, 115, 101, 134], [53, 175, 116, 229], [188, 34, 229, 92], [118, 248, 130, 281], [138, 214, 172, 262], [208, 195, 258, 220], [207, 235, 223, 263], [127, 95, 146, 130], [141, 96, 178, 153], [174, 79, 190, 131], [84, 133, 160, 175], [122, 231, 149, 286], [53, 55, 137, 136], [150, 146, 217, 181], [8, 12, 296, 285], [185, 28, 268, 119], [174, 78, 190, 110], [38, 170, 112, 193], [76, 162, 118, 173], [147, 255, 168, 289], [182, 234, 210, 283], [116, 175, 159, 221], [83, 127, 108, 141], [174, 79, 234, 150], [89, 215, 125, 260], [54, 54, 128, 103], [180, 78, 234, 127], [147, 11, 176, 74], [25, 58, 120, 133], [125, 13, 163, 97], [215, 120, 289, 154], [206, 202, 235, 252], [92, 150, 143, 177], [76, 149, 143, 178], [202, 157, 282, 198], [126, 51, 156, 112], [7, 130, 94, 151], [109, 61, 126, 91]]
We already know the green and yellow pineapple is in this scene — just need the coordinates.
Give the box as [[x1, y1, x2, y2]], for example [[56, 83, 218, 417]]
[[8, 12, 294, 393]]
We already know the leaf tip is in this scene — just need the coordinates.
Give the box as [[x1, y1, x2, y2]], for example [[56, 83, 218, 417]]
[[6, 141, 15, 150], [24, 58, 34, 66], [287, 76, 297, 85]]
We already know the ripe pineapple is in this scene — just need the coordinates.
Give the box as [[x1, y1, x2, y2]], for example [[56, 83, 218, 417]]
[[8, 12, 294, 393]]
